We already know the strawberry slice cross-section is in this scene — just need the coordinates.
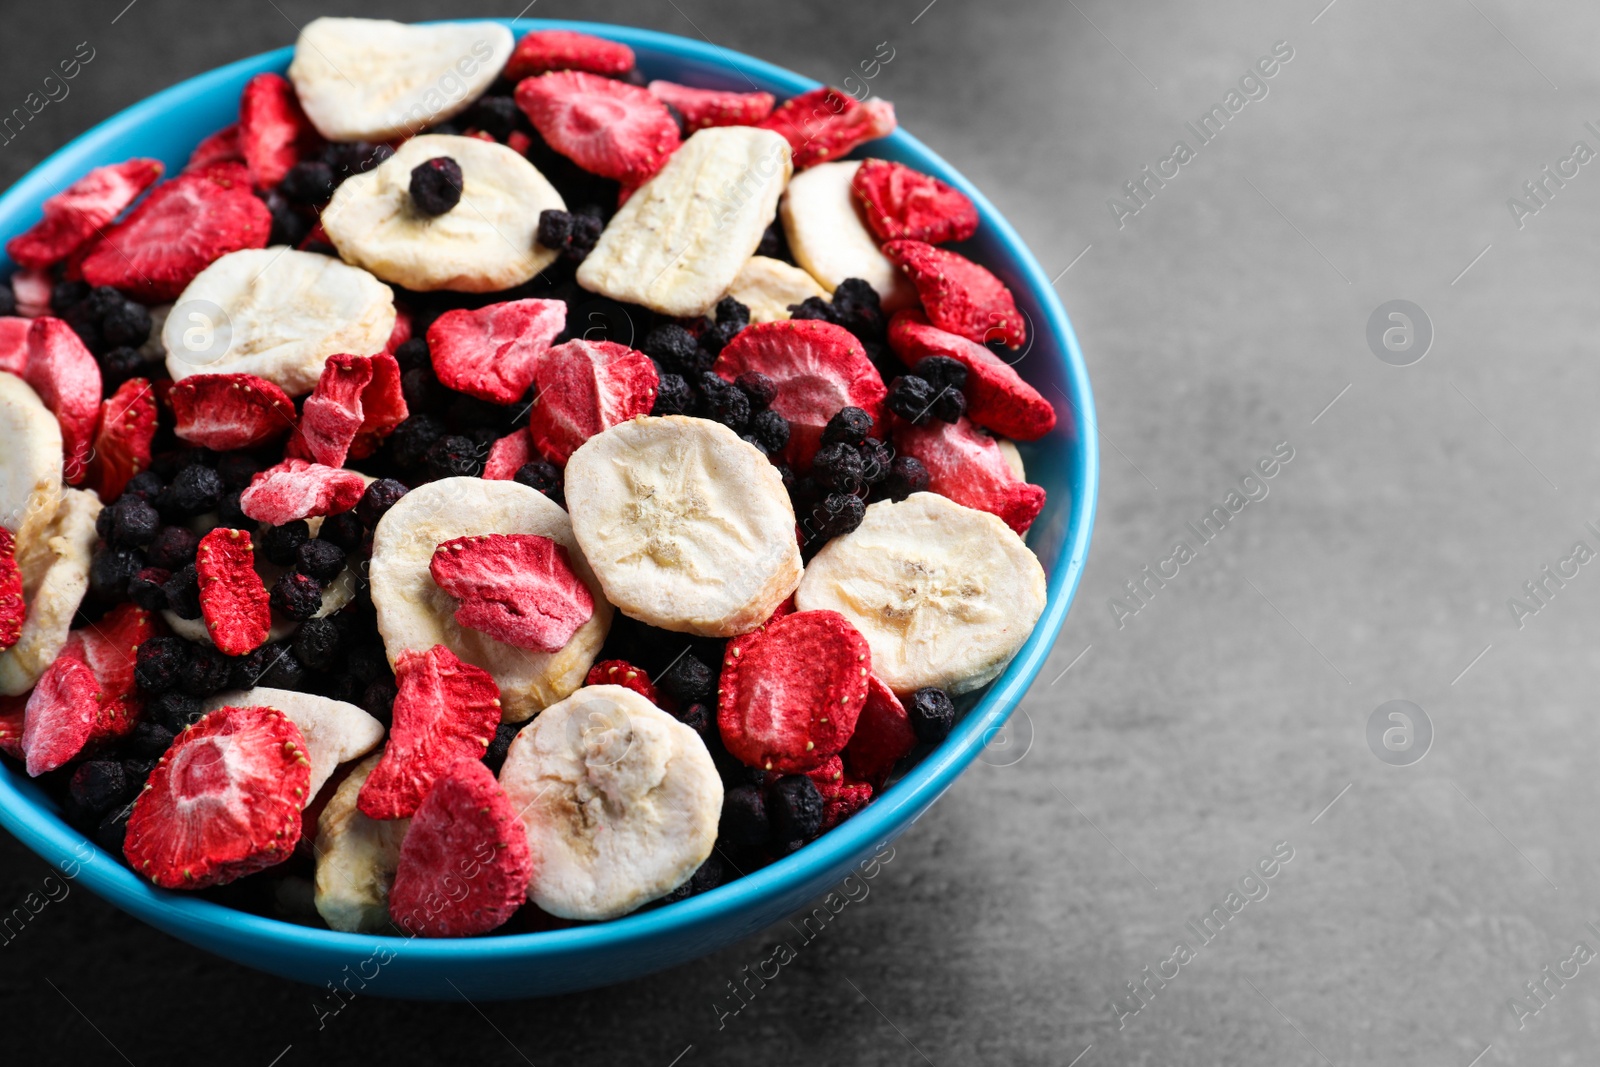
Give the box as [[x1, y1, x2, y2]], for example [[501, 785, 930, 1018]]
[[196, 527, 271, 656], [429, 534, 594, 653]]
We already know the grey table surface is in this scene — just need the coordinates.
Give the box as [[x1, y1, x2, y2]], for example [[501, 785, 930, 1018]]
[[2, 0, 1598, 1064]]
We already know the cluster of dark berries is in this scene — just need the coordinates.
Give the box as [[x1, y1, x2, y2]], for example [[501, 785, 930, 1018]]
[[788, 406, 929, 549], [789, 277, 888, 353], [720, 773, 825, 859], [642, 299, 791, 454], [51, 283, 153, 388], [259, 140, 396, 249], [383, 342, 525, 484], [887, 355, 969, 426], [537, 208, 603, 263]]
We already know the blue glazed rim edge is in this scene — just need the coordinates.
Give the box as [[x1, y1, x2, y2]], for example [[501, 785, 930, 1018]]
[[0, 18, 1099, 974]]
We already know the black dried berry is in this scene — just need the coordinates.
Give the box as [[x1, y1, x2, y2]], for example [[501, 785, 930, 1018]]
[[323, 140, 392, 182], [52, 280, 89, 314], [124, 471, 164, 503], [749, 410, 790, 455], [715, 296, 750, 333], [160, 464, 224, 518], [260, 520, 310, 566], [216, 453, 264, 490], [467, 94, 520, 140], [698, 373, 750, 432], [128, 566, 171, 612], [292, 616, 342, 672], [929, 383, 966, 424], [641, 324, 703, 376], [425, 434, 483, 479], [135, 636, 190, 693], [296, 539, 346, 583], [812, 441, 865, 494], [271, 571, 324, 621], [881, 455, 929, 501], [128, 721, 175, 759], [674, 701, 713, 740], [181, 644, 233, 697], [90, 546, 146, 598], [755, 220, 790, 261], [318, 511, 365, 555], [217, 490, 249, 528], [228, 644, 280, 690], [809, 492, 866, 542], [720, 784, 769, 850], [768, 775, 823, 846], [537, 208, 573, 249], [392, 337, 431, 372], [651, 372, 694, 416], [281, 160, 336, 204], [662, 853, 723, 903], [513, 460, 564, 503], [658, 652, 714, 705], [100, 300, 152, 349], [829, 277, 885, 343], [389, 413, 446, 469], [109, 496, 160, 548], [355, 478, 408, 528], [69, 761, 129, 818], [915, 355, 968, 394], [788, 296, 833, 321], [483, 721, 525, 775], [908, 687, 955, 743], [821, 406, 873, 446], [409, 156, 463, 216], [262, 644, 307, 691], [99, 346, 146, 388], [348, 643, 392, 686], [887, 375, 936, 425], [150, 690, 204, 733], [361, 679, 398, 720], [858, 437, 893, 485], [565, 213, 602, 262], [0, 283, 14, 317], [161, 564, 202, 619], [734, 371, 776, 411], [263, 188, 313, 247]]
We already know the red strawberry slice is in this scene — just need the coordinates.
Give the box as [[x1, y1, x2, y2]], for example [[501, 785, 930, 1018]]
[[0, 317, 28, 374], [506, 29, 635, 79], [528, 339, 658, 464], [888, 310, 1055, 440], [195, 528, 271, 656], [11, 269, 51, 317], [893, 416, 1046, 535], [585, 659, 657, 703], [759, 88, 896, 169], [646, 81, 775, 133], [429, 533, 595, 652], [0, 694, 24, 759], [358, 645, 502, 821], [718, 609, 871, 773], [20, 652, 104, 776], [169, 372, 297, 451], [882, 239, 1026, 350], [184, 123, 244, 173], [0, 528, 23, 653], [80, 167, 272, 302], [482, 429, 533, 481], [288, 352, 407, 467], [713, 319, 886, 471], [239, 72, 318, 190], [239, 459, 366, 527], [844, 675, 916, 787], [426, 299, 565, 406], [6, 159, 164, 270], [125, 704, 309, 889], [86, 377, 158, 502], [24, 316, 101, 485], [515, 71, 680, 184], [77, 602, 157, 702], [388, 758, 535, 937], [818, 774, 873, 832], [851, 158, 977, 245]]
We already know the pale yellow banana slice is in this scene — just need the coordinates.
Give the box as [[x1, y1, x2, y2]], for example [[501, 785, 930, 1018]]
[[204, 687, 385, 802], [287, 17, 513, 143], [0, 371, 63, 556], [314, 753, 411, 933], [723, 255, 829, 323], [368, 477, 611, 722], [997, 439, 1025, 481], [163, 248, 395, 397], [577, 127, 792, 317], [564, 416, 802, 637], [795, 492, 1046, 695], [780, 159, 916, 312], [323, 134, 564, 294], [498, 684, 721, 921], [0, 489, 99, 696]]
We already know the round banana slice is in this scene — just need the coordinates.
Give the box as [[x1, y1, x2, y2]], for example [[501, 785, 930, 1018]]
[[498, 684, 722, 921], [314, 753, 411, 934], [369, 477, 611, 722], [723, 255, 828, 323], [0, 489, 100, 696], [780, 160, 917, 312], [0, 371, 63, 555], [163, 248, 395, 397], [795, 492, 1046, 696], [997, 438, 1026, 481], [564, 416, 802, 637], [287, 17, 514, 143], [323, 134, 565, 294], [204, 687, 385, 802]]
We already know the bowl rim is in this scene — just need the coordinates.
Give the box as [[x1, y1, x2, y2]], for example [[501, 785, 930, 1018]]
[[0, 17, 1098, 968]]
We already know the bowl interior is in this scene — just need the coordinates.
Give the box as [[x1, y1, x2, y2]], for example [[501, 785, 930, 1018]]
[[0, 18, 1097, 999]]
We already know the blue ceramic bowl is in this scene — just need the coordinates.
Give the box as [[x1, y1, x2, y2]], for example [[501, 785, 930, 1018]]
[[0, 19, 1097, 999]]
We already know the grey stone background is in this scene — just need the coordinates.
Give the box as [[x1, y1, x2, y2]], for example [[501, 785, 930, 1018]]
[[2, 0, 1598, 1064]]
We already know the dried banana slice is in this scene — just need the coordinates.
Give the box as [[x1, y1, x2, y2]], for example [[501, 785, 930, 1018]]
[[795, 492, 1046, 695], [368, 477, 611, 722], [577, 127, 792, 317], [498, 684, 721, 921], [163, 248, 395, 397], [564, 416, 802, 637], [0, 489, 99, 696], [723, 255, 829, 323], [288, 17, 513, 143], [323, 134, 565, 294], [204, 687, 385, 802], [780, 159, 916, 312], [0, 371, 63, 555], [314, 753, 411, 934], [997, 438, 1025, 481]]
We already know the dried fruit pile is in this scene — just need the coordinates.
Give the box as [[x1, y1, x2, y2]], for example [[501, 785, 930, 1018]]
[[0, 18, 1054, 937]]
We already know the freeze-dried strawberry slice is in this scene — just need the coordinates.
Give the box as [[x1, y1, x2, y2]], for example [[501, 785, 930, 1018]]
[[426, 299, 565, 406], [195, 527, 271, 656], [429, 533, 594, 652], [883, 239, 1026, 350], [0, 317, 28, 374], [844, 675, 917, 787], [239, 72, 318, 190], [6, 159, 164, 270], [288, 352, 407, 467], [77, 602, 157, 702], [585, 659, 657, 703], [759, 88, 896, 169], [24, 316, 101, 484], [239, 459, 366, 526], [482, 429, 533, 480], [713, 319, 886, 471], [20, 653, 104, 776], [0, 528, 22, 653], [11, 269, 51, 318], [851, 158, 978, 245], [358, 645, 502, 821], [389, 758, 534, 937], [506, 28, 635, 79], [80, 167, 271, 302], [125, 704, 309, 889], [529, 339, 658, 464], [888, 310, 1054, 440], [515, 71, 681, 184], [86, 377, 157, 502], [718, 609, 871, 773], [893, 416, 1046, 534], [184, 123, 244, 173], [169, 372, 297, 451], [0, 695, 23, 759], [646, 81, 775, 132]]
